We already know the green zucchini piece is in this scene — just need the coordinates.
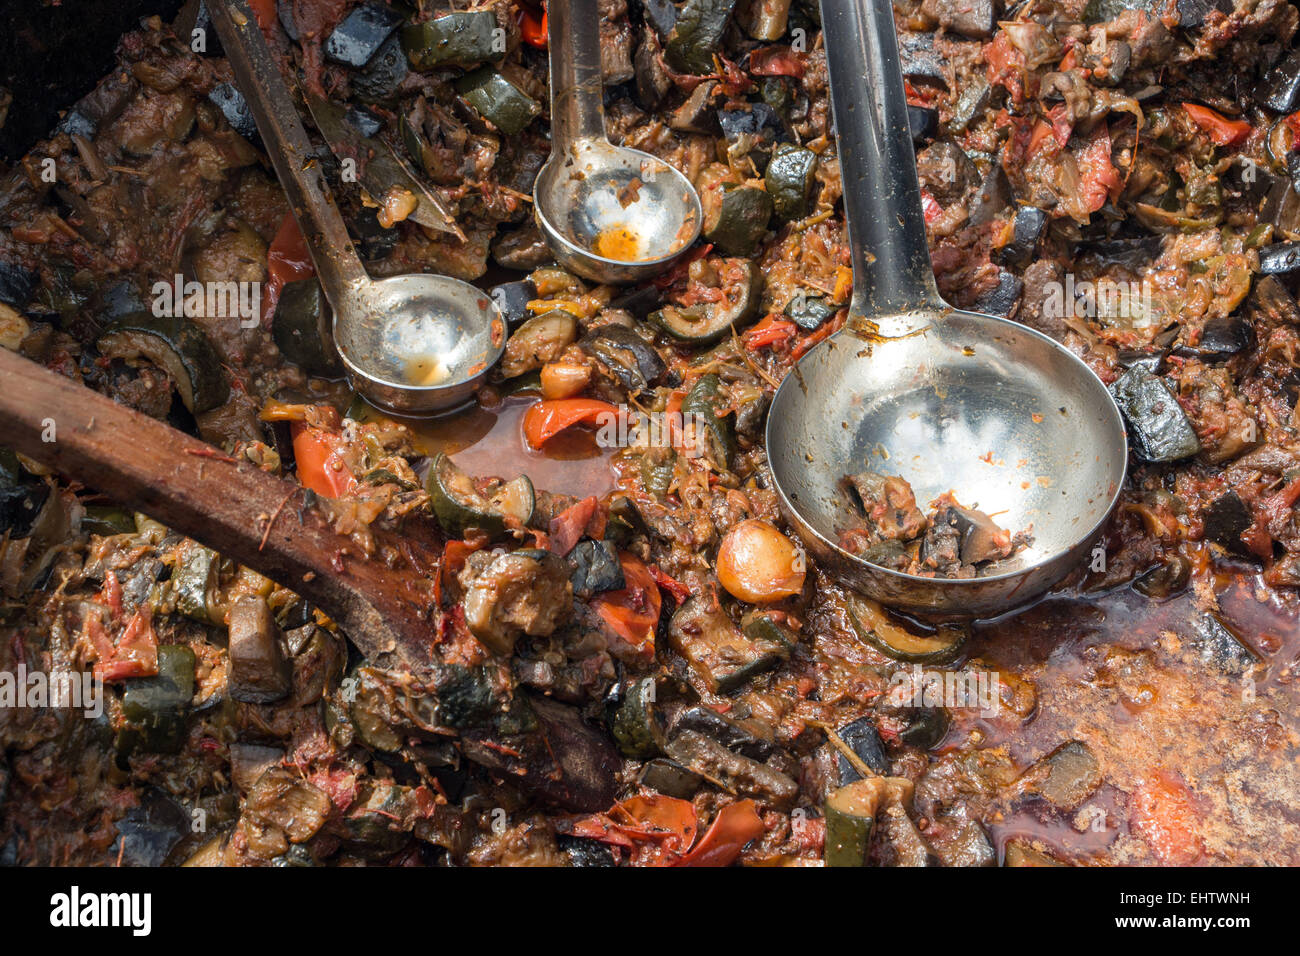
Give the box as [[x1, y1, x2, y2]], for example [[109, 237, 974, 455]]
[[702, 185, 773, 257], [823, 776, 912, 867], [845, 594, 968, 664], [681, 373, 736, 470], [498, 369, 543, 396], [97, 311, 228, 413], [666, 0, 738, 74], [272, 278, 343, 378], [173, 540, 220, 625], [765, 143, 818, 220], [610, 677, 663, 759], [741, 611, 797, 649], [401, 11, 501, 70], [115, 645, 196, 760], [455, 67, 541, 136], [649, 259, 761, 342], [425, 452, 534, 538], [639, 447, 676, 501], [81, 505, 137, 536], [784, 292, 837, 330]]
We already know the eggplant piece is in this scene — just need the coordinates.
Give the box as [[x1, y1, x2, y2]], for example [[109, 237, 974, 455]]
[[765, 143, 818, 220], [0, 260, 36, 308], [1176, 0, 1233, 28], [228, 595, 292, 703], [54, 109, 98, 139], [907, 104, 939, 144], [669, 80, 720, 134], [500, 309, 576, 378], [569, 539, 626, 598], [898, 31, 947, 87], [718, 101, 784, 146], [344, 104, 384, 139], [401, 11, 502, 70], [835, 716, 891, 781], [489, 279, 537, 328], [350, 33, 410, 103], [230, 742, 285, 794], [824, 776, 913, 867], [639, 0, 679, 37], [604, 494, 652, 546], [1024, 740, 1101, 810], [1172, 315, 1254, 362], [1262, 175, 1300, 237], [928, 808, 995, 867], [325, 2, 405, 67], [1191, 613, 1258, 676], [1133, 553, 1192, 599], [638, 758, 706, 798], [463, 549, 573, 656], [609, 677, 662, 758], [207, 81, 257, 141], [681, 373, 737, 470], [897, 707, 950, 750], [671, 704, 775, 761], [846, 594, 970, 664], [1201, 489, 1254, 557], [578, 324, 667, 392], [948, 76, 989, 135], [456, 67, 542, 136], [633, 27, 673, 110], [967, 163, 1011, 226], [650, 260, 761, 343], [1080, 234, 1164, 270], [557, 834, 617, 867], [0, 450, 50, 538], [784, 292, 836, 330], [665, 0, 738, 75], [922, 0, 996, 38], [667, 593, 790, 693], [273, 278, 344, 378], [608, 283, 664, 320], [115, 645, 196, 760], [113, 789, 190, 867], [973, 270, 1023, 318], [1258, 241, 1300, 276], [664, 728, 798, 808], [1082, 0, 1161, 23], [1262, 49, 1300, 114], [97, 311, 229, 414], [1109, 366, 1201, 463], [995, 205, 1049, 269], [493, 224, 553, 271]]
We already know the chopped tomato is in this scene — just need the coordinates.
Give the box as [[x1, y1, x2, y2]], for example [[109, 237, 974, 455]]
[[522, 398, 621, 449], [249, 0, 277, 32], [261, 213, 314, 327], [438, 538, 485, 603], [291, 423, 354, 498], [649, 564, 691, 604], [748, 45, 804, 78], [743, 316, 797, 351], [920, 189, 944, 226], [1130, 772, 1204, 865], [985, 32, 1027, 103], [610, 795, 698, 854], [547, 495, 602, 556], [519, 2, 547, 48], [1182, 102, 1251, 147], [94, 605, 159, 682], [590, 551, 662, 661], [1077, 123, 1122, 213], [98, 569, 123, 619], [676, 800, 766, 867]]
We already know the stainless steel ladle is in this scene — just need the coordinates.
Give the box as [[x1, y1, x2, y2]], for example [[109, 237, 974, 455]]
[[209, 0, 505, 415], [765, 0, 1128, 617], [533, 0, 702, 283]]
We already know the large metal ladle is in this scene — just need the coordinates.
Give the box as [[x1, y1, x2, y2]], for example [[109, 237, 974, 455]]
[[533, 0, 702, 283], [765, 0, 1128, 617], [208, 0, 505, 415]]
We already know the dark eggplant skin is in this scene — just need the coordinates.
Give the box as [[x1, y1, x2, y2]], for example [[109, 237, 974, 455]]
[[995, 205, 1049, 269], [973, 270, 1023, 317], [488, 279, 537, 328], [208, 82, 258, 141], [1260, 48, 1300, 114], [1176, 0, 1233, 28], [579, 324, 667, 392], [0, 260, 37, 308], [557, 834, 617, 867], [1258, 241, 1300, 277], [898, 31, 947, 87], [836, 716, 891, 781], [1172, 315, 1254, 363], [717, 102, 785, 144], [325, 1, 405, 68], [568, 539, 625, 599], [1201, 489, 1255, 558], [1109, 366, 1201, 463], [670, 704, 775, 761], [637, 0, 679, 38], [907, 104, 940, 144], [1079, 234, 1164, 270]]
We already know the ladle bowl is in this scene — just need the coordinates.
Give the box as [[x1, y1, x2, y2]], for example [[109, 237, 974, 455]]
[[533, 0, 701, 284], [766, 0, 1127, 618]]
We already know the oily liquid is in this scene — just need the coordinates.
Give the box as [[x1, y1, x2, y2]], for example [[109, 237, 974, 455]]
[[594, 225, 644, 262], [404, 354, 448, 386]]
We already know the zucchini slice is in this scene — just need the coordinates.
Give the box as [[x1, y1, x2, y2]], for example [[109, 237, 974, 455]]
[[702, 184, 773, 257], [97, 311, 228, 413], [455, 67, 541, 136], [401, 11, 502, 70], [425, 452, 534, 538], [845, 594, 969, 664], [115, 645, 197, 761], [173, 540, 221, 625], [649, 258, 762, 342], [272, 278, 343, 378], [681, 373, 736, 470], [765, 143, 818, 220], [824, 776, 913, 867], [610, 677, 663, 759], [665, 0, 739, 74]]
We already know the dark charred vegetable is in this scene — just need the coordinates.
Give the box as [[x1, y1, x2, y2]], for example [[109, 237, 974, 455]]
[[973, 270, 1023, 317], [0, 260, 36, 308], [948, 76, 989, 134], [995, 205, 1049, 269], [344, 105, 383, 139], [115, 645, 196, 760], [455, 68, 542, 136], [1172, 315, 1254, 362], [1176, 0, 1233, 27], [173, 540, 220, 624], [610, 676, 662, 758], [432, 666, 500, 731], [0, 450, 49, 538], [671, 703, 775, 760], [897, 707, 950, 750], [836, 716, 891, 781], [907, 104, 939, 143], [568, 539, 625, 598], [113, 789, 190, 867], [664, 728, 798, 808], [1109, 366, 1201, 462], [784, 291, 837, 330], [668, 593, 791, 693], [1192, 613, 1259, 676], [1201, 489, 1254, 558], [665, 0, 738, 74], [228, 595, 292, 704], [207, 81, 257, 140], [579, 324, 667, 392], [1261, 50, 1300, 113], [702, 185, 773, 257], [488, 279, 537, 328], [558, 834, 617, 867], [765, 143, 818, 220], [669, 80, 720, 135], [1081, 234, 1164, 270], [604, 494, 651, 546], [640, 0, 679, 37], [898, 31, 946, 86], [272, 278, 344, 378], [638, 758, 705, 798], [1133, 554, 1192, 599], [401, 11, 501, 70], [717, 102, 784, 151], [650, 261, 761, 342], [846, 594, 969, 664], [1258, 241, 1300, 276], [350, 33, 410, 103], [1025, 740, 1101, 810], [97, 311, 228, 414], [325, 2, 405, 67], [425, 452, 535, 539], [681, 373, 737, 470]]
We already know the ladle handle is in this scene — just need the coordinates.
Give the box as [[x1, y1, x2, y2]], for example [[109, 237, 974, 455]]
[[822, 0, 942, 315], [207, 0, 370, 301], [547, 0, 607, 147]]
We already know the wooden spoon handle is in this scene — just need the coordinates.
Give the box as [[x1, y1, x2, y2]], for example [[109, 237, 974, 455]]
[[0, 348, 436, 675]]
